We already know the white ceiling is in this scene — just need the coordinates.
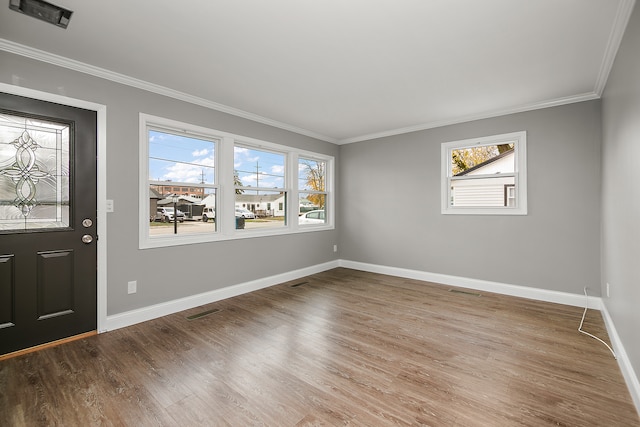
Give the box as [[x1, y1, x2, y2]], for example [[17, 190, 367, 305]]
[[0, 0, 635, 144]]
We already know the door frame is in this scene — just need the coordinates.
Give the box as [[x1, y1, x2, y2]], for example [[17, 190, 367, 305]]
[[0, 82, 108, 333]]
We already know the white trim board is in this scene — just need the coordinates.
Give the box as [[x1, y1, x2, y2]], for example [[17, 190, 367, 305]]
[[339, 259, 639, 416], [107, 258, 603, 332], [600, 303, 640, 413], [105, 260, 340, 331], [339, 260, 602, 309], [0, 37, 600, 146], [3, 0, 636, 150], [338, 93, 599, 145], [593, 0, 637, 95], [0, 39, 337, 144], [103, 258, 638, 415]]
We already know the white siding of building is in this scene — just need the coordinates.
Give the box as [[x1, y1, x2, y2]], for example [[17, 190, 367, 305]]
[[451, 176, 514, 207], [450, 151, 515, 207]]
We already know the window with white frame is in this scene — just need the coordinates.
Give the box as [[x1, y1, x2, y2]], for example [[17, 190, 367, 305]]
[[298, 157, 327, 225], [441, 131, 527, 215], [147, 128, 218, 235], [139, 114, 334, 248], [234, 145, 287, 230]]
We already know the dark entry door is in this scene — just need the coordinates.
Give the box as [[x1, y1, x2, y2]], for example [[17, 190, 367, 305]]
[[0, 92, 97, 355]]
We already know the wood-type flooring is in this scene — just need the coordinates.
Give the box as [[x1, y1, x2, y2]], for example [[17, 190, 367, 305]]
[[1, 268, 638, 426]]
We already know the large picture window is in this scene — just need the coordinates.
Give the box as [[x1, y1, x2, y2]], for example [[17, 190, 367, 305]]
[[441, 131, 527, 215], [139, 114, 334, 248], [148, 128, 218, 236], [234, 146, 287, 230]]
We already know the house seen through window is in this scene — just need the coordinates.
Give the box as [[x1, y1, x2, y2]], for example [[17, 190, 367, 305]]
[[140, 114, 334, 249], [234, 146, 287, 230], [148, 129, 217, 236], [441, 131, 527, 215]]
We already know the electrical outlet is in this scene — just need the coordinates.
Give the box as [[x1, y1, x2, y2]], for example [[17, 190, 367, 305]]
[[333, 244, 338, 253], [606, 282, 610, 298], [128, 280, 137, 294]]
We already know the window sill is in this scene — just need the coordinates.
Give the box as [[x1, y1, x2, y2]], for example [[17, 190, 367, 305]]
[[139, 223, 335, 249], [442, 206, 527, 215]]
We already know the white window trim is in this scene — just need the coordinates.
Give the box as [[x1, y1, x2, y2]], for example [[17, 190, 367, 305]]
[[297, 155, 330, 226], [441, 131, 527, 215], [139, 113, 334, 249]]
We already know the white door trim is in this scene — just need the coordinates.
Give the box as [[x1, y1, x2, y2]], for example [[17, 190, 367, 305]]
[[0, 82, 108, 333]]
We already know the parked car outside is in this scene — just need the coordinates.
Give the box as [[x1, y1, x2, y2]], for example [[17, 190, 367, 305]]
[[155, 207, 185, 222], [235, 208, 256, 219], [298, 209, 325, 225], [202, 207, 215, 222]]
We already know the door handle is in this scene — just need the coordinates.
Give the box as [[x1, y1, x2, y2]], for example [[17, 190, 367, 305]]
[[81, 234, 93, 244]]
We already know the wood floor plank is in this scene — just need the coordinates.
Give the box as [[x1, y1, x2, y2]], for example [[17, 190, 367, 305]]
[[0, 268, 637, 426]]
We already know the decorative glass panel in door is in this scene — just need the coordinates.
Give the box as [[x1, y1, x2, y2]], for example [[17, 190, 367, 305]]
[[0, 112, 70, 231]]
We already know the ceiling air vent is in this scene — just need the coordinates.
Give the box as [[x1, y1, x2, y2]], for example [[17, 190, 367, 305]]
[[9, 0, 73, 29]]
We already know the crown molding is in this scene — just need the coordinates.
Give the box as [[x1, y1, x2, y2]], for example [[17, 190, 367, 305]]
[[337, 92, 600, 145], [0, 38, 338, 144], [3, 0, 633, 149], [594, 0, 636, 95]]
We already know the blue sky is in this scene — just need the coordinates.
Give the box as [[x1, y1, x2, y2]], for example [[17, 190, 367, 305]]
[[149, 130, 295, 189], [234, 146, 284, 189], [149, 130, 216, 184]]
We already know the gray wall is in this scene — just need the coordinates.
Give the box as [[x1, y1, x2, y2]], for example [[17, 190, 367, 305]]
[[339, 100, 602, 295], [1, 18, 636, 386], [602, 3, 640, 383], [0, 51, 340, 316]]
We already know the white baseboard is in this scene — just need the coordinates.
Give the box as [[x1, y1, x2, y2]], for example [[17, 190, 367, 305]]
[[339, 259, 640, 416], [339, 260, 602, 309], [103, 258, 638, 416], [600, 303, 640, 413], [104, 259, 599, 333], [105, 260, 339, 331]]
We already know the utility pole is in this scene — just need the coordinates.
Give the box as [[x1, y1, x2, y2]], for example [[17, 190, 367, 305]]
[[255, 161, 261, 194]]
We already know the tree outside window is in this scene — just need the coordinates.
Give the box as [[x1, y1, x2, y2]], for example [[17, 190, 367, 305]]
[[299, 158, 327, 224], [441, 131, 527, 215]]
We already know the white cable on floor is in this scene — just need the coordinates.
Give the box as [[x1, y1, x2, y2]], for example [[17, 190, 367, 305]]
[[579, 287, 616, 359]]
